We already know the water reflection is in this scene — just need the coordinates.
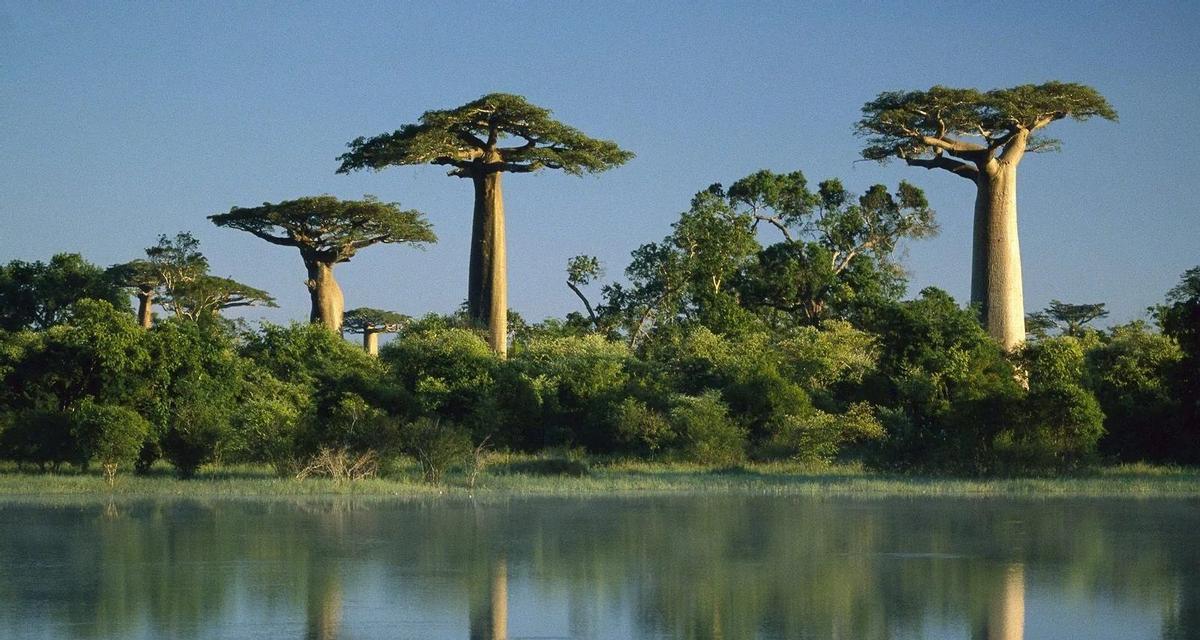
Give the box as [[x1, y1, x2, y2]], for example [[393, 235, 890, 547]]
[[0, 496, 1194, 639]]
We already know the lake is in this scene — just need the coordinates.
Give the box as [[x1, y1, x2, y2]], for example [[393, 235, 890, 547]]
[[0, 496, 1195, 639]]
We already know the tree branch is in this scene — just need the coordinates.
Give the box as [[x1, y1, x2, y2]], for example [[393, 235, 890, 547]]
[[902, 155, 979, 181], [566, 281, 599, 330]]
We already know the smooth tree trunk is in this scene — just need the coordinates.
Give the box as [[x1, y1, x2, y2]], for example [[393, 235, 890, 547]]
[[970, 138, 1027, 352], [468, 169, 508, 358], [363, 330, 379, 356], [304, 260, 345, 333], [136, 290, 154, 329]]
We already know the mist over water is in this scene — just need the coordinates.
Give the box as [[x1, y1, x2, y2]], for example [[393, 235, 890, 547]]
[[0, 496, 1195, 639]]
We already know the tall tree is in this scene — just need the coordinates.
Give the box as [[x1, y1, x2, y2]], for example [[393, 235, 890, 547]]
[[0, 253, 127, 331], [343, 307, 409, 356], [856, 82, 1116, 349], [337, 93, 633, 357], [106, 259, 160, 329], [209, 196, 435, 332]]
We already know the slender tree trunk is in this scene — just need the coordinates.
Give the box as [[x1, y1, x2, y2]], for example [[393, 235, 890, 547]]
[[136, 290, 154, 329], [468, 170, 508, 358], [363, 330, 379, 356], [971, 161, 1025, 351], [304, 260, 345, 333]]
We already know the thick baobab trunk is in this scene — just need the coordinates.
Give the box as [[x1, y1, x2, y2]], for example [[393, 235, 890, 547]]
[[468, 170, 508, 358], [363, 330, 379, 356], [971, 162, 1025, 351], [304, 260, 345, 333], [136, 290, 154, 329]]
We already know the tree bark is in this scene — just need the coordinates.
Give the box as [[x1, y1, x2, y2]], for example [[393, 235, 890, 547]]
[[136, 290, 154, 329], [468, 170, 508, 358], [363, 330, 379, 356], [971, 157, 1026, 351], [304, 260, 345, 333]]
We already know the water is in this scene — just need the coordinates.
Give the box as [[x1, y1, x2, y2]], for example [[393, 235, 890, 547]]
[[0, 496, 1196, 639]]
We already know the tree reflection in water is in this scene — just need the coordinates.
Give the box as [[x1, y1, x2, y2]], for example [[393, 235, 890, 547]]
[[0, 496, 1193, 639]]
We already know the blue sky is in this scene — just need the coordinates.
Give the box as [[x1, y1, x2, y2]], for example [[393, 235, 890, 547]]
[[1, 1, 1197, 327]]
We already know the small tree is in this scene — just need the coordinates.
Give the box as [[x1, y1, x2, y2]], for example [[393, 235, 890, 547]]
[[565, 255, 603, 331], [1044, 300, 1109, 337], [343, 307, 409, 356], [338, 93, 633, 357], [857, 83, 1116, 349], [210, 196, 435, 332], [72, 401, 151, 485]]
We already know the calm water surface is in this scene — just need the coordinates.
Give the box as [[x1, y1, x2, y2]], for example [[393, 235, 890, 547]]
[[0, 496, 1196, 639]]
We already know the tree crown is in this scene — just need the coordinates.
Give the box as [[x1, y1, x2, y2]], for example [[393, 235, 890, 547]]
[[209, 195, 435, 263], [343, 307, 410, 335], [857, 82, 1117, 168], [337, 93, 634, 178]]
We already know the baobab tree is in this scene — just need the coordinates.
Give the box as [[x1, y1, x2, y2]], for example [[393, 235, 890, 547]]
[[209, 196, 435, 332], [343, 307, 409, 356], [857, 82, 1116, 350], [337, 93, 633, 357]]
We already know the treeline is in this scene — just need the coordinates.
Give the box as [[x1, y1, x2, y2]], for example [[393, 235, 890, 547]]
[[0, 88, 1195, 481], [0, 171, 1196, 480]]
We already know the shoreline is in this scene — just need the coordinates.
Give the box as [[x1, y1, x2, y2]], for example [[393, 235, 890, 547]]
[[1, 462, 1197, 502]]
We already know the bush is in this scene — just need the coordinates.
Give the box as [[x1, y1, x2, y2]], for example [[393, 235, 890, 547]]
[[612, 397, 673, 455], [0, 409, 78, 471], [669, 392, 747, 465], [402, 417, 473, 484], [72, 401, 150, 484], [760, 402, 884, 463]]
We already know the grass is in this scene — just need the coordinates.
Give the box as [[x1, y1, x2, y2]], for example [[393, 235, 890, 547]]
[[0, 456, 1197, 502]]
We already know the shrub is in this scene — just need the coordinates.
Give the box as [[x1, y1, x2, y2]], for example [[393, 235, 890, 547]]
[[0, 409, 77, 471], [403, 417, 473, 484], [669, 391, 747, 465], [612, 397, 673, 455], [71, 401, 150, 485], [760, 402, 884, 463]]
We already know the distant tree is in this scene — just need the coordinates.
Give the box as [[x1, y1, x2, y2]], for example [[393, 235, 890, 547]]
[[338, 93, 634, 357], [857, 82, 1117, 349], [110, 233, 274, 327], [0, 253, 127, 331], [727, 170, 935, 325], [1024, 311, 1056, 340], [209, 196, 435, 332], [343, 307, 410, 356], [106, 260, 160, 328], [1044, 300, 1109, 337], [1153, 266, 1200, 461], [565, 255, 603, 331], [169, 275, 277, 322]]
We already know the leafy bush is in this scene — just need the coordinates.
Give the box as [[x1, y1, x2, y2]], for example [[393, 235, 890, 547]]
[[669, 391, 747, 465], [612, 397, 673, 455], [760, 402, 884, 463], [402, 417, 473, 484], [71, 401, 150, 484], [0, 409, 78, 471]]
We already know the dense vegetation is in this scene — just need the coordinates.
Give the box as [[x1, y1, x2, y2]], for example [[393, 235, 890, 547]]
[[0, 90, 1194, 483]]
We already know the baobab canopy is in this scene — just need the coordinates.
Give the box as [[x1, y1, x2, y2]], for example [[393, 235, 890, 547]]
[[855, 82, 1116, 351], [857, 82, 1117, 171], [336, 93, 634, 178], [209, 195, 435, 333], [337, 93, 633, 358]]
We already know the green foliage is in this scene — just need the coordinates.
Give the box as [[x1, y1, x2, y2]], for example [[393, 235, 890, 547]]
[[71, 400, 151, 483], [242, 323, 386, 389], [0, 409, 78, 471], [612, 398, 673, 456], [209, 195, 436, 263], [761, 402, 885, 463], [382, 325, 496, 430], [857, 82, 1116, 163], [1010, 336, 1105, 470], [402, 417, 473, 484], [342, 307, 410, 335], [669, 391, 747, 465], [337, 93, 634, 177], [0, 253, 128, 331]]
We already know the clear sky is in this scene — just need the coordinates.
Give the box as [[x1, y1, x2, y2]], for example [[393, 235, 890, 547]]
[[2, 1, 1197, 328]]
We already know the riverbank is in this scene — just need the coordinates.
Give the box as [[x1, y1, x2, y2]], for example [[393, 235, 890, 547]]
[[1, 458, 1198, 500]]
